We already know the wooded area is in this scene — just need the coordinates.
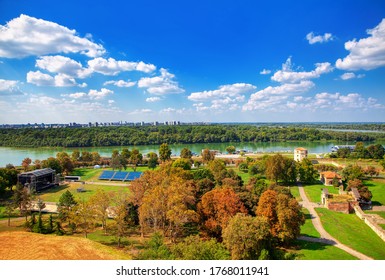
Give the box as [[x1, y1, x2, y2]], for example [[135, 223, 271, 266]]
[[1, 124, 384, 147]]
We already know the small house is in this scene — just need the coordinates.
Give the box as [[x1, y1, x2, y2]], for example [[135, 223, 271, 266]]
[[320, 171, 342, 186]]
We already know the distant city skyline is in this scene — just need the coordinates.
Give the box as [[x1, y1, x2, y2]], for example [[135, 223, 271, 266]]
[[1, 0, 385, 123]]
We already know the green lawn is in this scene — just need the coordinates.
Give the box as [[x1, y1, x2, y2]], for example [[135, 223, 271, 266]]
[[70, 166, 151, 182], [300, 208, 320, 238], [37, 183, 131, 203], [289, 186, 301, 201], [365, 178, 385, 206], [294, 240, 358, 260], [316, 208, 385, 259], [303, 183, 339, 203]]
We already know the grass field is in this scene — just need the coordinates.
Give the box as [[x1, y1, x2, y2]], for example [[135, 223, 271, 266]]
[[37, 183, 131, 202], [303, 183, 339, 203], [300, 208, 320, 238], [290, 186, 301, 201], [293, 240, 358, 260], [316, 208, 385, 259], [0, 231, 131, 260], [365, 178, 385, 206]]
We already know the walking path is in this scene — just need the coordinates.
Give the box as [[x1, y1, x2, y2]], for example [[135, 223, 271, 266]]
[[297, 183, 373, 260]]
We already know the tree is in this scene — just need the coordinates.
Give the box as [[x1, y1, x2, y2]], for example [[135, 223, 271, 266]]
[[12, 183, 32, 222], [137, 232, 173, 260], [71, 150, 80, 162], [57, 190, 77, 224], [91, 151, 101, 163], [3, 201, 16, 227], [346, 179, 372, 202], [341, 164, 365, 181], [70, 199, 95, 238], [298, 158, 318, 184], [265, 154, 285, 184], [42, 157, 62, 173], [129, 149, 143, 171], [172, 158, 192, 170], [226, 145, 236, 154], [367, 144, 385, 159], [198, 187, 247, 238], [256, 190, 304, 244], [139, 169, 197, 239], [88, 190, 113, 235], [56, 152, 74, 175], [33, 159, 42, 169], [80, 151, 93, 162], [180, 148, 192, 159], [201, 148, 215, 163], [121, 148, 131, 160], [172, 235, 230, 260], [364, 166, 379, 177], [111, 192, 133, 247], [0, 168, 18, 199], [21, 157, 32, 171], [223, 214, 271, 260], [159, 143, 172, 162], [147, 152, 158, 170]]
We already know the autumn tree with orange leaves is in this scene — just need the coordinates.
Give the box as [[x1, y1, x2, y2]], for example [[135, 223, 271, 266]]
[[199, 187, 247, 239], [130, 163, 197, 239], [256, 189, 304, 244]]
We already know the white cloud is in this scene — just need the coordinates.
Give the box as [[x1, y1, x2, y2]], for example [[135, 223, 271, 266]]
[[68, 92, 87, 99], [138, 68, 184, 95], [260, 69, 271, 75], [188, 83, 255, 101], [340, 72, 365, 80], [88, 88, 113, 100], [243, 80, 314, 111], [128, 109, 153, 115], [146, 97, 161, 102], [27, 71, 54, 86], [0, 79, 24, 95], [0, 14, 105, 58], [103, 80, 136, 87], [65, 88, 113, 100], [188, 83, 255, 112], [26, 71, 82, 87], [88, 57, 156, 75], [306, 32, 334, 44], [35, 55, 91, 78], [336, 18, 385, 70], [271, 57, 333, 83]]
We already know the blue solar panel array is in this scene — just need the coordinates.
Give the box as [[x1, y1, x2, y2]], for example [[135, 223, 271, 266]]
[[98, 170, 142, 181]]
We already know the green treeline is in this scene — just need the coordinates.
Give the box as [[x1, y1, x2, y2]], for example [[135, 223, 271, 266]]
[[0, 124, 384, 148]]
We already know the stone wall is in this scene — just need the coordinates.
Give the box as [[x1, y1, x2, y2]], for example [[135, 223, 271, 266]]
[[353, 205, 385, 242], [327, 201, 351, 214]]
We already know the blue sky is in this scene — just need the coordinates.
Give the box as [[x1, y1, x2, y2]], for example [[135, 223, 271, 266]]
[[0, 0, 385, 123]]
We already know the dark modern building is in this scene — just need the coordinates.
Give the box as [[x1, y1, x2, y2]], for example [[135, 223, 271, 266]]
[[17, 168, 58, 192]]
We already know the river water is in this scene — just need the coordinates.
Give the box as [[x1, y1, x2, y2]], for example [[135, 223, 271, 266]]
[[1, 141, 378, 167]]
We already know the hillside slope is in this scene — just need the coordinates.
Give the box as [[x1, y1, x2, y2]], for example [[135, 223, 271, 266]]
[[0, 231, 130, 260]]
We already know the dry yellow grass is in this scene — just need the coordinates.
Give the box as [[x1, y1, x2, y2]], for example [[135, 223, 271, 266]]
[[0, 231, 131, 260]]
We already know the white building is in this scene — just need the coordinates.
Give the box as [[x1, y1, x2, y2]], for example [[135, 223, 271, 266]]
[[294, 147, 308, 162]]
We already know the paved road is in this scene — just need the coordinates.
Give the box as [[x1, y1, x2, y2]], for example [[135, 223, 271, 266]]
[[298, 183, 373, 260]]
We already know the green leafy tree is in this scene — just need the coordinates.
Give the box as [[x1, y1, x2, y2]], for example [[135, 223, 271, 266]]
[[56, 152, 74, 175], [12, 183, 32, 222], [88, 190, 113, 235], [226, 145, 236, 154], [341, 164, 365, 181], [172, 235, 230, 260], [159, 143, 172, 162], [137, 232, 173, 260], [346, 179, 372, 202], [121, 148, 131, 160], [172, 158, 192, 170], [180, 148, 193, 159], [57, 190, 77, 223], [42, 157, 62, 173], [147, 152, 159, 170], [71, 150, 80, 162], [129, 149, 143, 171], [298, 158, 318, 183], [223, 214, 271, 260]]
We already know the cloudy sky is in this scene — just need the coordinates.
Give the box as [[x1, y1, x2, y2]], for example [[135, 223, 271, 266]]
[[0, 0, 385, 123]]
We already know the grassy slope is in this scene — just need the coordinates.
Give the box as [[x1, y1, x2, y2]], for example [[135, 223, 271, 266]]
[[294, 240, 358, 260], [300, 208, 320, 238], [0, 231, 131, 260], [316, 208, 385, 260], [304, 183, 339, 203], [365, 178, 385, 206]]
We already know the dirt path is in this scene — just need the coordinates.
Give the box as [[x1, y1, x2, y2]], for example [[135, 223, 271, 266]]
[[298, 183, 373, 260]]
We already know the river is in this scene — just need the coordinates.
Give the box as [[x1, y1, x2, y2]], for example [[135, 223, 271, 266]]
[[1, 141, 378, 167]]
